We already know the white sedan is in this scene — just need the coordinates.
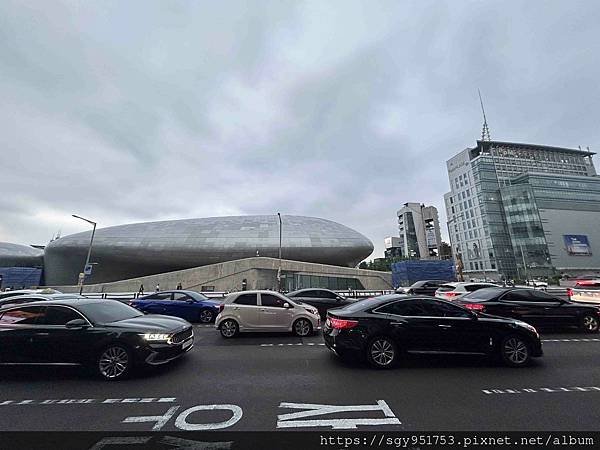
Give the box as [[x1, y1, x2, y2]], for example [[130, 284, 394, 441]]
[[435, 282, 500, 301]]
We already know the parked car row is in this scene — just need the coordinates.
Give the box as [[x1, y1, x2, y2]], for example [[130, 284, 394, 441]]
[[2, 285, 599, 381]]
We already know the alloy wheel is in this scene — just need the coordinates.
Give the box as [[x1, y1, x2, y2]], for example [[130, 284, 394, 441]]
[[294, 319, 311, 336], [582, 315, 599, 332], [503, 337, 529, 365], [98, 346, 130, 380], [370, 338, 395, 367], [220, 320, 238, 338], [200, 310, 214, 323]]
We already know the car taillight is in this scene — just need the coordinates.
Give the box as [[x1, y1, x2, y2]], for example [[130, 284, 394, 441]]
[[463, 303, 485, 311], [219, 304, 225, 313], [444, 292, 459, 299], [329, 317, 358, 330], [566, 288, 573, 298], [576, 280, 596, 286]]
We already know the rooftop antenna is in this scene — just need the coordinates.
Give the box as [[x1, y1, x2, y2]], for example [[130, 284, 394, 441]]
[[478, 89, 491, 141]]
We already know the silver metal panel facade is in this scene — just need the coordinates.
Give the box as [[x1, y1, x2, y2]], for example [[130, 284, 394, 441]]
[[44, 215, 374, 285], [0, 242, 44, 268]]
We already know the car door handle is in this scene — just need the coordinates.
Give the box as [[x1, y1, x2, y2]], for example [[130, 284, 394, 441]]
[[390, 322, 404, 326], [438, 324, 452, 329], [35, 332, 50, 336]]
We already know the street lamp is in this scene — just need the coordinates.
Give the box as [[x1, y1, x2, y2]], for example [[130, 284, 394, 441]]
[[277, 213, 282, 292], [72, 214, 97, 295]]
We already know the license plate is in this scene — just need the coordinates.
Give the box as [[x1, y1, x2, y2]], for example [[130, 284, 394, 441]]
[[182, 339, 193, 350]]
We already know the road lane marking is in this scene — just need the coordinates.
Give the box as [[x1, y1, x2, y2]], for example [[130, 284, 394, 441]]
[[482, 386, 600, 395], [260, 343, 325, 347], [542, 338, 600, 342], [0, 397, 177, 406], [277, 400, 401, 429]]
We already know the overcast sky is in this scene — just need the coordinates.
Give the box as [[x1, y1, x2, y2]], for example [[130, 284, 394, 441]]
[[1, 1, 599, 261]]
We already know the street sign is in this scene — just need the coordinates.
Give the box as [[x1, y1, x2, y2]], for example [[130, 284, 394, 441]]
[[84, 264, 93, 275]]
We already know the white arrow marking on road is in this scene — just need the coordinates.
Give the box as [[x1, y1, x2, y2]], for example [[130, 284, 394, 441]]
[[277, 400, 401, 429]]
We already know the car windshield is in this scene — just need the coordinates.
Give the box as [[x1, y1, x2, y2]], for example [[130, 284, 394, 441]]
[[77, 301, 143, 324], [437, 284, 457, 292], [461, 288, 505, 301]]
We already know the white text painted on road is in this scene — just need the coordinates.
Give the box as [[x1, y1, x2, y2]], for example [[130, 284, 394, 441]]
[[0, 397, 176, 406], [277, 400, 401, 429], [482, 386, 600, 395], [122, 404, 243, 431], [175, 404, 243, 430]]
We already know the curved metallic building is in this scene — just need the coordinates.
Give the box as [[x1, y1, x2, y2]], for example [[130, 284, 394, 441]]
[[44, 215, 374, 285], [0, 242, 44, 268]]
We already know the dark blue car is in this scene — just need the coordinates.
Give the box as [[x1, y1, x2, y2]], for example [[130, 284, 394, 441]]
[[130, 290, 221, 323]]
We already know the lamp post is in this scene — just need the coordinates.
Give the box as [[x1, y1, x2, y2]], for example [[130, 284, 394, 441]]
[[277, 213, 282, 292], [72, 214, 97, 295]]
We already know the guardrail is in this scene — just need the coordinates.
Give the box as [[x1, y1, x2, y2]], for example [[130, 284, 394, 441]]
[[78, 290, 398, 301], [77, 287, 569, 302]]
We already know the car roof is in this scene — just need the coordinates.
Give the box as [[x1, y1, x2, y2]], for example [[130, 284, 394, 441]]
[[0, 295, 105, 309], [346, 293, 462, 311], [288, 288, 336, 294], [228, 290, 284, 294], [145, 290, 205, 296]]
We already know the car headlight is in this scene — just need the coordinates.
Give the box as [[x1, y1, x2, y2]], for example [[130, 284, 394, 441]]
[[141, 333, 172, 342], [516, 321, 538, 334]]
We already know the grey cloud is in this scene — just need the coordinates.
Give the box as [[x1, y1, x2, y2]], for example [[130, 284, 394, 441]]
[[1, 0, 599, 262]]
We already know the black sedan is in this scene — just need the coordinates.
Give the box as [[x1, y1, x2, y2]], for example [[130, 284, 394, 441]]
[[456, 287, 600, 333], [398, 280, 451, 296], [286, 289, 356, 319], [323, 294, 542, 368], [0, 297, 193, 380]]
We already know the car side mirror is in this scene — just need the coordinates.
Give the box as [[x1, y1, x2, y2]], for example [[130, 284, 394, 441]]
[[66, 319, 89, 329], [283, 303, 290, 308], [186, 299, 195, 304]]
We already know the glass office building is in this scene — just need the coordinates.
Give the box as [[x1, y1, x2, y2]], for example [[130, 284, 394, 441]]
[[444, 140, 598, 280]]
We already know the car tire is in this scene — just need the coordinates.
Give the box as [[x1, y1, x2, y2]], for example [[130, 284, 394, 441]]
[[97, 344, 133, 381], [500, 335, 532, 367], [366, 336, 398, 369], [580, 314, 600, 333], [219, 319, 239, 338], [293, 318, 313, 337], [199, 309, 214, 323]]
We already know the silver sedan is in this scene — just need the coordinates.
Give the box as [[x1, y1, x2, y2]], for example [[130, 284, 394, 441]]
[[215, 290, 320, 338]]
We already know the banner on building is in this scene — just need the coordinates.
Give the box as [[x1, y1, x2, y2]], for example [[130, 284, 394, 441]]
[[563, 234, 592, 256]]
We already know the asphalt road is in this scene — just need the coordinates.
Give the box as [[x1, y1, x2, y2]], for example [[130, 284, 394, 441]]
[[0, 325, 599, 433]]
